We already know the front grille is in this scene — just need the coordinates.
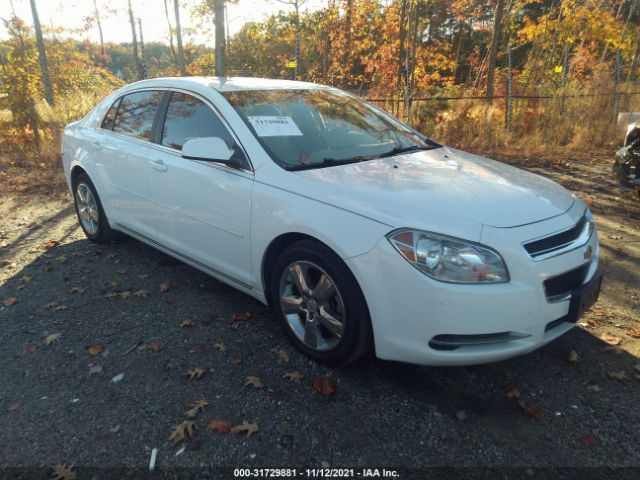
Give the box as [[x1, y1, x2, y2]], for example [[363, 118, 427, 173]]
[[544, 264, 588, 300], [524, 215, 587, 258]]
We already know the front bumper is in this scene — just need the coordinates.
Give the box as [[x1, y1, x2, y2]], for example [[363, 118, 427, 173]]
[[346, 202, 600, 366]]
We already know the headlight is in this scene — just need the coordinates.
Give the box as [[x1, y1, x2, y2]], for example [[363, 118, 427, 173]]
[[387, 230, 509, 283]]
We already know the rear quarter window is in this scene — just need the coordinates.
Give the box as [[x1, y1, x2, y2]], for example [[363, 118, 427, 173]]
[[100, 98, 120, 130]]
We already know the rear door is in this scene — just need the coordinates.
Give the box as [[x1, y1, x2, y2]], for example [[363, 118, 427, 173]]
[[96, 90, 165, 236], [146, 90, 254, 286]]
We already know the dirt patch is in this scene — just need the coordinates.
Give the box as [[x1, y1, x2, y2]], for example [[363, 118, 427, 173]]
[[0, 149, 638, 475]]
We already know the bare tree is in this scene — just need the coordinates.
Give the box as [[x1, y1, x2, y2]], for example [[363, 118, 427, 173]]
[[29, 0, 54, 106], [174, 0, 186, 76], [215, 0, 226, 76], [93, 0, 105, 56], [486, 0, 506, 103], [163, 0, 177, 63], [127, 0, 144, 80]]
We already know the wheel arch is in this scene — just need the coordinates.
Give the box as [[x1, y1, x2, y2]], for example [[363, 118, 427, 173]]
[[70, 164, 88, 189]]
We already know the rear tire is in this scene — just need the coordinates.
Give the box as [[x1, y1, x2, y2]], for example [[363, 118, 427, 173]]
[[73, 173, 119, 244], [270, 239, 373, 365]]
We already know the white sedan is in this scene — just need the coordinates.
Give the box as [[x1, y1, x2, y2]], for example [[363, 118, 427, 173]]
[[61, 77, 602, 366]]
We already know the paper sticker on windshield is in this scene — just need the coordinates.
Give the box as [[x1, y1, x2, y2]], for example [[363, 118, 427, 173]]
[[248, 116, 303, 137]]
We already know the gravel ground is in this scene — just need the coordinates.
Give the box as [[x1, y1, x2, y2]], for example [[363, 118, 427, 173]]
[[0, 150, 639, 479]]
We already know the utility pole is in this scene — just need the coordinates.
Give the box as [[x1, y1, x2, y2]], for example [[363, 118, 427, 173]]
[[29, 0, 54, 106], [214, 0, 226, 76]]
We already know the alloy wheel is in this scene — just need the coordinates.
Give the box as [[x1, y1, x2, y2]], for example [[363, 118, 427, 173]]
[[279, 260, 346, 351]]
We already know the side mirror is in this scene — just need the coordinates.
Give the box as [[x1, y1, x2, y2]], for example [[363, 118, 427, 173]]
[[182, 137, 239, 167]]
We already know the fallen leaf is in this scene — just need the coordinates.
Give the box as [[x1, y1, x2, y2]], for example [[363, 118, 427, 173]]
[[568, 350, 579, 363], [45, 333, 62, 345], [50, 464, 76, 480], [207, 419, 232, 433], [313, 377, 336, 396], [277, 349, 290, 363], [115, 268, 127, 275], [118, 291, 132, 299], [607, 370, 627, 381], [53, 304, 68, 311], [518, 399, 543, 419], [230, 358, 241, 366], [133, 290, 151, 298], [87, 345, 104, 356], [283, 371, 304, 384], [580, 432, 597, 447], [185, 368, 206, 380], [1, 259, 11, 267], [26, 344, 37, 353], [245, 376, 264, 389], [185, 399, 208, 418], [189, 344, 205, 354], [213, 342, 226, 352], [506, 388, 521, 399], [43, 302, 62, 310], [169, 420, 196, 443], [44, 240, 60, 249], [229, 311, 252, 324], [57, 256, 68, 264], [89, 365, 103, 375], [625, 328, 640, 339], [146, 341, 164, 352], [159, 282, 171, 292], [69, 287, 86, 294], [230, 420, 259, 437], [600, 332, 623, 346], [2, 297, 18, 307], [103, 292, 119, 300], [180, 319, 194, 328]]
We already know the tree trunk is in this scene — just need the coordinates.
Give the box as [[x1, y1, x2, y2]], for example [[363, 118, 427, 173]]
[[164, 0, 177, 63], [29, 0, 54, 106], [174, 0, 186, 76], [215, 0, 226, 76], [128, 0, 144, 80], [93, 0, 105, 56], [486, 0, 506, 103], [138, 18, 147, 79], [397, 0, 408, 96]]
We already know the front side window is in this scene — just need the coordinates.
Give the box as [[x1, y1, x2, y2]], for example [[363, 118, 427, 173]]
[[162, 92, 237, 152], [222, 88, 439, 170], [113, 90, 164, 141]]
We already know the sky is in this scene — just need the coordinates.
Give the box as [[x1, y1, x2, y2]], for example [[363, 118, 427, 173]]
[[0, 0, 325, 45]]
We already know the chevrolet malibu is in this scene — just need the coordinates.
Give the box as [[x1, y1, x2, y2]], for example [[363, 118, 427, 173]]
[[61, 77, 602, 366]]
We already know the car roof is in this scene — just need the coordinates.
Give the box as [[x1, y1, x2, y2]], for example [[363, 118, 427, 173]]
[[122, 76, 326, 93]]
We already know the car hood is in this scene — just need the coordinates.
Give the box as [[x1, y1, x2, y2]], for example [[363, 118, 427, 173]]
[[292, 147, 574, 229]]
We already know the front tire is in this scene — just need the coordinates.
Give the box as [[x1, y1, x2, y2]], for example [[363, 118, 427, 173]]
[[73, 173, 119, 244], [270, 239, 373, 365]]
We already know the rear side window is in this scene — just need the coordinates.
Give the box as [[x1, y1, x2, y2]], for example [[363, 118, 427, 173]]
[[113, 90, 164, 141], [161, 92, 237, 151], [101, 98, 120, 130]]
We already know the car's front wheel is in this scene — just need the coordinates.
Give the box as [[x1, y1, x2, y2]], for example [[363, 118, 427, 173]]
[[270, 239, 373, 365], [73, 173, 119, 244]]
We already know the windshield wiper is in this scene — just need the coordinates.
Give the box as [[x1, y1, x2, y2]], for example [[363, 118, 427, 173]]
[[378, 144, 428, 158], [287, 155, 373, 171]]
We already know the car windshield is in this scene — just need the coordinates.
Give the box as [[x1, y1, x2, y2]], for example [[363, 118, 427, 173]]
[[221, 88, 440, 170]]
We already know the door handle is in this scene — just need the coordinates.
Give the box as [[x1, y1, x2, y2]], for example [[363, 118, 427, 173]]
[[92, 141, 102, 151], [149, 159, 168, 172]]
